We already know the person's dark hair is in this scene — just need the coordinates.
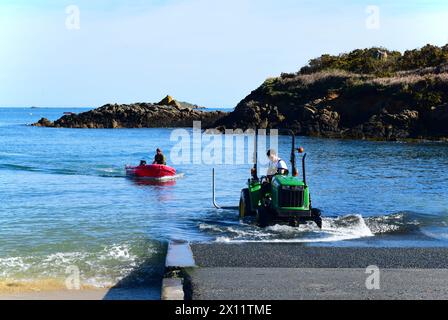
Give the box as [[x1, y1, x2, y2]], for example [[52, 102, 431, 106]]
[[156, 148, 162, 153], [267, 149, 277, 157]]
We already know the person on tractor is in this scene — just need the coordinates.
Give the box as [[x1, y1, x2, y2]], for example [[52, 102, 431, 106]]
[[152, 148, 167, 165], [266, 149, 288, 178], [258, 149, 289, 197]]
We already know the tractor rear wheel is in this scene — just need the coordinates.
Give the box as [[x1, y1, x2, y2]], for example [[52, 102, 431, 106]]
[[311, 208, 322, 229], [256, 207, 271, 228], [311, 208, 321, 217], [239, 189, 251, 219]]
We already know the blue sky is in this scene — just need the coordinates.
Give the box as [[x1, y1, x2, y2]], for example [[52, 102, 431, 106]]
[[1, 0, 448, 108]]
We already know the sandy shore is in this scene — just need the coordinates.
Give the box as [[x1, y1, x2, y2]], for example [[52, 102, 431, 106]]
[[0, 289, 109, 300], [0, 287, 160, 300], [0, 278, 161, 300]]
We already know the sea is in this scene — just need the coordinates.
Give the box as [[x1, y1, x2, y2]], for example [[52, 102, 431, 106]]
[[1, 107, 447, 298]]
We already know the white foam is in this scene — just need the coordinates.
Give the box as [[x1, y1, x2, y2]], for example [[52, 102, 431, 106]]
[[213, 214, 374, 243], [43, 252, 86, 263], [97, 167, 119, 173], [364, 213, 419, 234], [0, 257, 30, 277], [200, 223, 272, 239], [152, 173, 185, 181], [129, 173, 185, 182], [0, 152, 25, 157], [266, 224, 299, 233], [100, 243, 133, 260], [199, 223, 224, 233], [0, 241, 157, 288]]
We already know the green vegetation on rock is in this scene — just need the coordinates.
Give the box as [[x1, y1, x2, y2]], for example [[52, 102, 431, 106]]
[[299, 44, 448, 76], [215, 44, 448, 141]]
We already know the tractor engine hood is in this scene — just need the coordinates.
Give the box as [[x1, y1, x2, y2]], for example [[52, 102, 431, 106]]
[[272, 175, 306, 188]]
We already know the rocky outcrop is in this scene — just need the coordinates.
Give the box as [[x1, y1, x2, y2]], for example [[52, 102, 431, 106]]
[[214, 70, 448, 141], [34, 117, 54, 127], [33, 96, 226, 129]]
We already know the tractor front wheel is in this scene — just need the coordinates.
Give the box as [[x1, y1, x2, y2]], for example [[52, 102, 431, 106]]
[[256, 207, 271, 228], [239, 189, 251, 219]]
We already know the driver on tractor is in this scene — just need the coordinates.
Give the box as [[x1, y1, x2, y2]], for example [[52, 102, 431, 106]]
[[260, 149, 289, 195], [266, 149, 288, 179]]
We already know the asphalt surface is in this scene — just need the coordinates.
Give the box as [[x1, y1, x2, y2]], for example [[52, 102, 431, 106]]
[[187, 244, 448, 300], [191, 244, 448, 269], [187, 268, 448, 300]]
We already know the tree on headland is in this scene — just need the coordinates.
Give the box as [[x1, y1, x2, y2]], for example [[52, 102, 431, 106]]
[[299, 44, 448, 76], [399, 44, 448, 70]]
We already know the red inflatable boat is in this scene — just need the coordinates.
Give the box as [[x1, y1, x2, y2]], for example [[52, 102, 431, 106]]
[[126, 164, 176, 179]]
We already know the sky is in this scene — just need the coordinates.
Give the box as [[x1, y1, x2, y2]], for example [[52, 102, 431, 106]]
[[1, 0, 448, 108]]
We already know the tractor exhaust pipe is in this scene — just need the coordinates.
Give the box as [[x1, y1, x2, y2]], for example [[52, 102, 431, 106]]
[[289, 130, 298, 176], [302, 153, 307, 186], [289, 130, 307, 185], [252, 128, 259, 180]]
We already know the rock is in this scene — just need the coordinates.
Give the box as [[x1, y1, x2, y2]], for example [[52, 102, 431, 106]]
[[316, 108, 340, 134], [159, 95, 174, 105], [32, 97, 227, 129], [326, 91, 339, 100], [429, 104, 448, 137], [214, 69, 448, 141], [158, 95, 200, 109], [158, 95, 182, 109], [33, 118, 54, 127], [111, 119, 120, 129], [302, 105, 317, 120]]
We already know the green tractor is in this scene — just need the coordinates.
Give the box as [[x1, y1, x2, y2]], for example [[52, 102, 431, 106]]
[[239, 131, 322, 228]]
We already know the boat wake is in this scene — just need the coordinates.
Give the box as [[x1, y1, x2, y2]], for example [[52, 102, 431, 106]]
[[128, 173, 185, 182], [0, 162, 131, 178], [127, 173, 185, 186]]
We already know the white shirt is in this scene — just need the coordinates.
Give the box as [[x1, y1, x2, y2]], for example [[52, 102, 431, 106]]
[[267, 158, 288, 176]]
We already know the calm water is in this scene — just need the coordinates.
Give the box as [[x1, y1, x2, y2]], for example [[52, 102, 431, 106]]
[[1, 108, 448, 292]]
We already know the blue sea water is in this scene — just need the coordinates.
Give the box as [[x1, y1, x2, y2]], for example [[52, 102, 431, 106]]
[[1, 108, 448, 294]]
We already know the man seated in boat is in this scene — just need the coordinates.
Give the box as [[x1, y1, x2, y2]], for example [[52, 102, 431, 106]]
[[153, 148, 167, 165]]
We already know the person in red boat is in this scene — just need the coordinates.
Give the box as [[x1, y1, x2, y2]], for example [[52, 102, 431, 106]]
[[152, 148, 167, 165], [127, 148, 175, 179]]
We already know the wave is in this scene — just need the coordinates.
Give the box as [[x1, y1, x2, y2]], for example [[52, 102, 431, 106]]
[[365, 211, 447, 234], [0, 152, 27, 157], [0, 240, 165, 289], [200, 211, 448, 243], [206, 214, 373, 243]]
